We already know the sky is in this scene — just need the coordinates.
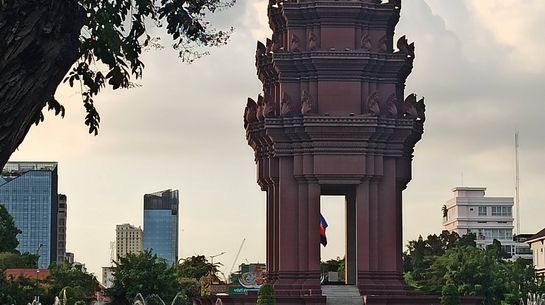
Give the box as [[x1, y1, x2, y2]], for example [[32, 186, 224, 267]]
[[9, 0, 545, 279]]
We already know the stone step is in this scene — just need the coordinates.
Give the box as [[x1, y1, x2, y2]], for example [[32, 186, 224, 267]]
[[322, 285, 364, 305]]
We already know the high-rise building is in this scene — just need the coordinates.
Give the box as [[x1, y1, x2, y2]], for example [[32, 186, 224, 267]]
[[143, 189, 179, 264], [57, 194, 67, 264], [442, 187, 529, 258], [0, 162, 59, 267], [115, 223, 143, 259]]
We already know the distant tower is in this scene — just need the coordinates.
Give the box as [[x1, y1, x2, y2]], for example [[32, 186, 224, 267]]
[[143, 189, 179, 264], [0, 162, 60, 267], [515, 132, 520, 235], [115, 223, 143, 259]]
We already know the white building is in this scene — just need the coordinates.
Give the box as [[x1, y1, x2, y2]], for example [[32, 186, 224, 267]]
[[442, 187, 522, 257], [116, 223, 143, 259], [527, 228, 545, 276], [102, 266, 115, 288]]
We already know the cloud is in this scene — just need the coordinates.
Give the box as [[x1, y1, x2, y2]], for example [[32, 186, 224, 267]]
[[467, 0, 545, 72], [400, 0, 545, 240]]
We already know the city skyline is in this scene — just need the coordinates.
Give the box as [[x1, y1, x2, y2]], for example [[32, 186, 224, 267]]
[[7, 0, 545, 278], [0, 162, 62, 267]]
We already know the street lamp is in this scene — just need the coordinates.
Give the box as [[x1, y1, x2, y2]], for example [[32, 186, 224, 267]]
[[34, 243, 44, 303], [208, 252, 226, 284], [209, 252, 226, 266], [35, 243, 44, 268]]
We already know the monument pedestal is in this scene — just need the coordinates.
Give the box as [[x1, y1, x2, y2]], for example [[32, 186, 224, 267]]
[[365, 295, 482, 305], [196, 292, 482, 305], [195, 294, 325, 305]]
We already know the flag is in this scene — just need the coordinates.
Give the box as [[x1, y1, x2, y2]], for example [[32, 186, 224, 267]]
[[320, 213, 328, 247]]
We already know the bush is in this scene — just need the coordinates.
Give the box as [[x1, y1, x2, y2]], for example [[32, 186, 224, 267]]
[[256, 283, 276, 305], [441, 282, 460, 305]]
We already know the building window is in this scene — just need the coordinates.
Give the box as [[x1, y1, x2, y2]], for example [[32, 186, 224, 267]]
[[478, 206, 487, 216], [483, 229, 512, 240], [516, 245, 532, 255], [491, 206, 512, 216], [501, 245, 514, 256]]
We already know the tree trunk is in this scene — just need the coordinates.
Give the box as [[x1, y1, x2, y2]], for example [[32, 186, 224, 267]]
[[0, 0, 85, 168]]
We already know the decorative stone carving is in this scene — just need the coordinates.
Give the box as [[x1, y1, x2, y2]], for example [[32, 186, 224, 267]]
[[396, 35, 415, 59], [266, 38, 273, 54], [388, 0, 401, 9], [291, 33, 301, 52], [256, 95, 265, 121], [263, 91, 276, 118], [402, 93, 425, 121], [378, 35, 388, 53], [416, 97, 426, 122], [367, 92, 381, 115], [280, 92, 294, 116], [300, 90, 313, 115], [402, 93, 417, 119], [244, 98, 258, 128], [308, 32, 317, 51], [255, 41, 266, 66], [360, 31, 372, 51], [386, 93, 398, 117], [272, 32, 281, 52]]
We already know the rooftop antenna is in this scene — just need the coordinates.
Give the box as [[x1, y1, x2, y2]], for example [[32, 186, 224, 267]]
[[515, 132, 520, 235]]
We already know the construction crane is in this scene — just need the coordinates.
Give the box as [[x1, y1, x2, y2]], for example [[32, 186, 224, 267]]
[[228, 238, 246, 281]]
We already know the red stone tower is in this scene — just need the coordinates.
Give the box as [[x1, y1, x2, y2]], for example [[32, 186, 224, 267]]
[[242, 0, 436, 304]]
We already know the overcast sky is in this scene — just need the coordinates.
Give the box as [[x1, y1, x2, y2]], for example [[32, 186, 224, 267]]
[[10, 0, 545, 278]]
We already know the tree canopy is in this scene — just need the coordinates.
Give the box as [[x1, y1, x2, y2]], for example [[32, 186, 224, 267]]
[[0, 260, 99, 305], [177, 254, 220, 280], [403, 231, 545, 305], [0, 0, 235, 167], [0, 252, 38, 270], [107, 252, 219, 305], [256, 283, 276, 305], [46, 262, 100, 304], [0, 204, 21, 252], [108, 250, 180, 304]]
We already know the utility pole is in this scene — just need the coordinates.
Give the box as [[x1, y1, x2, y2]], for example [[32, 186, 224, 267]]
[[34, 243, 44, 303]]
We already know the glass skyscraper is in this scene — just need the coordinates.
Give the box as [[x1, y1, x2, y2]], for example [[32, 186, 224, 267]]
[[143, 189, 179, 265], [0, 162, 59, 267]]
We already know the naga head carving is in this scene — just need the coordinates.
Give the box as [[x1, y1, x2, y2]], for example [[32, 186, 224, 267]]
[[368, 92, 381, 115], [301, 90, 313, 115], [244, 97, 258, 129]]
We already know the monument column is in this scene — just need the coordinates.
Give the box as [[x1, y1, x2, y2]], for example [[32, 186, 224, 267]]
[[345, 190, 357, 286]]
